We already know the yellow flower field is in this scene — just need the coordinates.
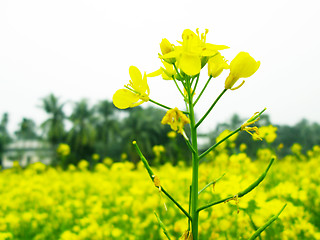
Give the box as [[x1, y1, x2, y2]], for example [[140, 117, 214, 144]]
[[0, 146, 320, 240]]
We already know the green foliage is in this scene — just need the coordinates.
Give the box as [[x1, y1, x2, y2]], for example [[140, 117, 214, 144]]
[[2, 96, 320, 168], [14, 118, 38, 140], [40, 93, 66, 145]]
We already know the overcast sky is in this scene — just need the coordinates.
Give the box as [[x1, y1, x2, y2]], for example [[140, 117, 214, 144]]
[[1, 0, 319, 134]]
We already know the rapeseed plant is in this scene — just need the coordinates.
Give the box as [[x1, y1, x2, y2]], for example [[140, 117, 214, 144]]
[[113, 28, 287, 240]]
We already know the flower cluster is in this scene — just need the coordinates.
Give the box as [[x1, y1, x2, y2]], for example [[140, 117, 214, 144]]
[[113, 28, 261, 137]]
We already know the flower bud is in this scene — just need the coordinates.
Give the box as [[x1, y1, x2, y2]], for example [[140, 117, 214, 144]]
[[225, 52, 260, 90], [160, 38, 173, 55], [160, 38, 176, 64], [208, 53, 229, 78]]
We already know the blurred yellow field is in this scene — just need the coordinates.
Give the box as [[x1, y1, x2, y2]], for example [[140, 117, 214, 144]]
[[0, 145, 319, 240]]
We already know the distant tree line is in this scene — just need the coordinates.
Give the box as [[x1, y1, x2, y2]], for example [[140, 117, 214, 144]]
[[0, 94, 189, 167], [0, 93, 319, 167]]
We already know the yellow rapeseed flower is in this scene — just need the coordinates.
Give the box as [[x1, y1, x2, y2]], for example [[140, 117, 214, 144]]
[[160, 38, 174, 55], [147, 60, 176, 80], [113, 66, 150, 109], [161, 108, 190, 134], [241, 112, 262, 140], [92, 153, 100, 161], [78, 159, 89, 170], [160, 38, 175, 64], [57, 143, 70, 157], [162, 29, 228, 76], [208, 52, 229, 78], [225, 52, 260, 90], [152, 145, 165, 157], [259, 125, 278, 143], [167, 131, 177, 139]]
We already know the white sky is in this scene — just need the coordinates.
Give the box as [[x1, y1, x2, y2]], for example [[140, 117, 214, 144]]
[[1, 0, 320, 134]]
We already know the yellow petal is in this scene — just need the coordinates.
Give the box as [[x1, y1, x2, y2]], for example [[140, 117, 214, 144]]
[[147, 68, 162, 77], [206, 43, 229, 51], [225, 74, 237, 89], [160, 38, 173, 55], [129, 67, 149, 95], [129, 66, 142, 82], [202, 44, 229, 57], [230, 52, 260, 79], [161, 51, 178, 59], [112, 89, 139, 109], [179, 53, 201, 76]]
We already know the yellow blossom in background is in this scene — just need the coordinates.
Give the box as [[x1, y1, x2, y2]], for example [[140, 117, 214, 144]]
[[161, 29, 228, 76], [259, 125, 278, 143], [208, 52, 229, 78], [68, 164, 76, 171], [0, 152, 319, 239], [152, 145, 165, 157], [103, 157, 113, 166], [278, 143, 284, 150], [78, 159, 89, 170], [121, 153, 127, 160], [92, 153, 100, 161], [161, 108, 190, 134], [239, 143, 247, 152], [257, 148, 273, 161], [30, 162, 46, 173], [225, 52, 260, 90], [57, 143, 70, 157], [0, 232, 13, 240], [167, 131, 177, 139], [113, 66, 150, 109], [215, 129, 238, 151], [12, 160, 20, 169], [291, 143, 302, 155]]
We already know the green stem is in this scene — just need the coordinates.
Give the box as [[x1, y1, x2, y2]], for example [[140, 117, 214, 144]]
[[199, 108, 267, 160], [188, 185, 192, 231], [197, 157, 275, 212], [132, 141, 192, 221], [186, 78, 199, 239], [192, 74, 200, 95], [198, 173, 226, 195], [195, 89, 227, 128], [183, 135, 196, 154], [248, 204, 287, 240], [173, 77, 186, 99], [244, 210, 262, 240], [199, 128, 240, 160], [154, 212, 172, 240], [149, 99, 189, 115], [161, 187, 192, 221], [173, 63, 183, 80], [193, 76, 213, 106]]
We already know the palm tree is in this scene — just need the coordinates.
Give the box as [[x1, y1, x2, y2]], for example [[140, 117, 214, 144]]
[[40, 94, 66, 145], [0, 113, 11, 166], [120, 106, 170, 164], [67, 99, 97, 162], [93, 100, 121, 158], [15, 118, 38, 140]]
